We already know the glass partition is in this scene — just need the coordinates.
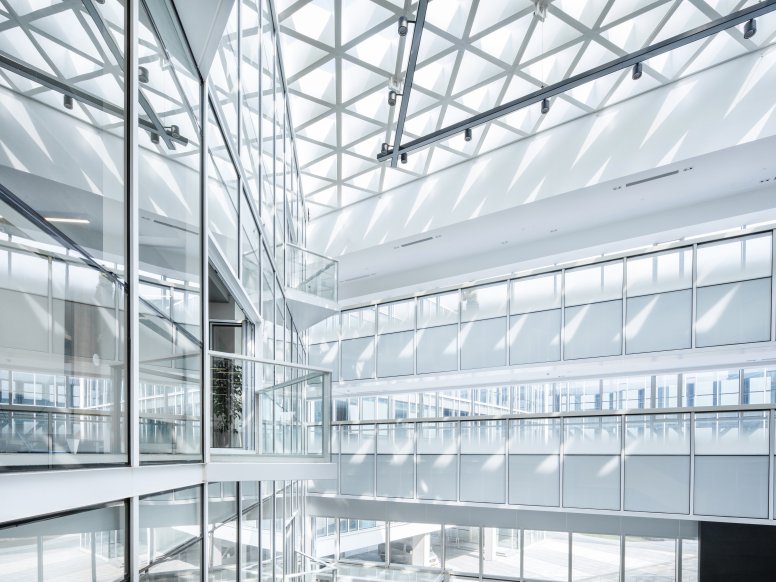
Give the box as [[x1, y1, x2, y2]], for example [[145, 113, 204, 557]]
[[286, 243, 337, 301]]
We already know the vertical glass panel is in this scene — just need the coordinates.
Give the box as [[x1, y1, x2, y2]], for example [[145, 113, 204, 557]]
[[695, 278, 771, 347], [523, 530, 569, 582], [139, 486, 202, 579], [209, 482, 238, 581], [514, 383, 557, 414], [241, 0, 261, 204], [624, 536, 675, 581], [241, 196, 261, 311], [439, 389, 472, 417], [443, 525, 479, 575], [472, 387, 510, 416], [625, 413, 690, 455], [571, 533, 619, 582], [376, 331, 414, 378], [625, 289, 692, 354], [510, 272, 562, 313], [0, 0, 127, 469], [417, 291, 459, 327], [416, 324, 458, 373], [378, 299, 415, 334], [565, 261, 623, 306], [210, 2, 239, 143], [461, 420, 505, 454], [694, 410, 769, 455], [417, 422, 457, 454], [682, 538, 699, 582], [742, 366, 776, 404], [389, 524, 443, 567], [655, 374, 679, 408], [341, 307, 376, 339], [0, 502, 126, 580], [208, 110, 239, 272], [241, 481, 261, 581], [626, 247, 693, 296], [261, 485, 273, 582], [309, 315, 339, 344], [460, 317, 507, 369], [314, 517, 336, 561], [138, 2, 202, 463], [682, 370, 739, 407], [482, 528, 519, 578], [563, 300, 622, 359], [564, 416, 621, 455], [340, 521, 385, 562], [696, 233, 772, 286], [461, 282, 508, 321], [509, 418, 561, 454]]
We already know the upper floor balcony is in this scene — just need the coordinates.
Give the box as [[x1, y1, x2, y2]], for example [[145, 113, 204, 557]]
[[285, 243, 340, 330]]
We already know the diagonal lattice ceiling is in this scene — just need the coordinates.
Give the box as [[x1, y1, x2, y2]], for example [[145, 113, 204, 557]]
[[275, 0, 776, 218]]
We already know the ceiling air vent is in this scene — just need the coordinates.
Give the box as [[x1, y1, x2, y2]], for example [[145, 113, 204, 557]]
[[625, 169, 679, 188], [341, 272, 376, 283], [395, 235, 437, 250]]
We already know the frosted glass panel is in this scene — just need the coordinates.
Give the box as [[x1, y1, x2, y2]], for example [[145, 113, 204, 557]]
[[341, 337, 375, 380], [694, 411, 769, 455], [417, 454, 457, 500], [625, 290, 691, 354], [341, 307, 375, 339], [695, 278, 771, 347], [378, 300, 415, 334], [416, 324, 458, 374], [524, 531, 568, 582], [565, 261, 623, 306], [376, 331, 414, 378], [418, 423, 457, 454], [460, 454, 506, 503], [696, 233, 772, 287], [626, 247, 693, 296], [417, 291, 458, 328], [563, 455, 620, 510], [624, 456, 690, 514], [510, 272, 562, 313], [340, 454, 375, 496], [509, 419, 561, 454], [625, 414, 690, 455], [694, 456, 769, 518], [461, 317, 507, 369], [461, 420, 506, 454], [376, 455, 414, 498], [309, 315, 338, 343], [508, 455, 560, 506], [461, 282, 507, 322], [309, 341, 339, 381], [564, 301, 622, 360], [565, 417, 621, 455], [509, 310, 561, 365], [340, 425, 375, 454]]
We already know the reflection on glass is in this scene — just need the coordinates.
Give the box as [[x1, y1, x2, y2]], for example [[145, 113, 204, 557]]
[[571, 533, 619, 581], [482, 528, 519, 577], [444, 525, 479, 575], [624, 536, 675, 582], [523, 530, 568, 582], [139, 486, 202, 580], [137, 1, 202, 462], [340, 521, 385, 562], [0, 0, 126, 468], [389, 524, 442, 568], [0, 502, 126, 581], [209, 482, 238, 581]]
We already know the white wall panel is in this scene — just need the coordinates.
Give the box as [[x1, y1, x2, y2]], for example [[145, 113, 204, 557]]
[[624, 456, 690, 514], [417, 454, 457, 501], [460, 454, 506, 504], [563, 455, 621, 511], [508, 455, 560, 507], [461, 317, 507, 370], [309, 341, 339, 381], [341, 337, 375, 380], [695, 278, 771, 347], [509, 310, 561, 365], [694, 455, 769, 519], [564, 301, 622, 360], [625, 290, 692, 354]]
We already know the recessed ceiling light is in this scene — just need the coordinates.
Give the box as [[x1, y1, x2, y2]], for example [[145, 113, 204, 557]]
[[45, 217, 90, 225]]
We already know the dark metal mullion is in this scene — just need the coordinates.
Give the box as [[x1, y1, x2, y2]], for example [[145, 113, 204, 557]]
[[389, 0, 429, 167], [378, 0, 776, 161]]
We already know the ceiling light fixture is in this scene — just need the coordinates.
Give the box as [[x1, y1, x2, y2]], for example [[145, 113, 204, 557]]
[[139, 66, 149, 83], [632, 62, 643, 80], [744, 18, 757, 39], [398, 16, 415, 37], [541, 97, 550, 114], [63, 94, 73, 110], [400, 152, 408, 164], [381, 142, 390, 155], [45, 217, 90, 225], [464, 128, 472, 142], [388, 90, 402, 107]]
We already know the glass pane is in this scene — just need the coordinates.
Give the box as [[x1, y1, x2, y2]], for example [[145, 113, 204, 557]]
[[389, 524, 442, 568], [209, 482, 238, 581], [511, 272, 562, 313], [565, 261, 623, 306], [696, 233, 772, 287], [483, 528, 519, 577], [341, 307, 376, 339], [461, 282, 507, 322], [443, 525, 479, 575], [417, 291, 459, 328], [626, 247, 693, 296], [571, 533, 619, 582], [523, 530, 569, 582], [340, 521, 385, 562], [378, 300, 415, 334], [624, 536, 675, 581]]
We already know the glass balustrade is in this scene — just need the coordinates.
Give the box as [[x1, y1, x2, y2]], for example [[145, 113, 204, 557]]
[[286, 243, 338, 302]]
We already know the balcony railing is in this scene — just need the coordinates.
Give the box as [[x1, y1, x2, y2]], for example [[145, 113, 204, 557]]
[[209, 351, 332, 460], [286, 243, 338, 302]]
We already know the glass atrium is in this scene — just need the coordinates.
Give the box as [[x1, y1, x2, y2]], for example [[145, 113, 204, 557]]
[[1, 0, 776, 580]]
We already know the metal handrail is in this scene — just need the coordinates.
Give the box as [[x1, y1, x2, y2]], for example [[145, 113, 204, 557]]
[[286, 242, 339, 264], [209, 350, 332, 374]]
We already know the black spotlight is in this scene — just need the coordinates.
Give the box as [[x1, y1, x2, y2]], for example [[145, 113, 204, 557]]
[[381, 142, 389, 155], [398, 16, 410, 36], [541, 97, 550, 115], [464, 128, 472, 142], [150, 132, 160, 145], [744, 18, 757, 39], [400, 152, 408, 164], [63, 94, 73, 110], [388, 90, 399, 107], [139, 66, 149, 83], [632, 62, 643, 80], [166, 124, 180, 138]]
